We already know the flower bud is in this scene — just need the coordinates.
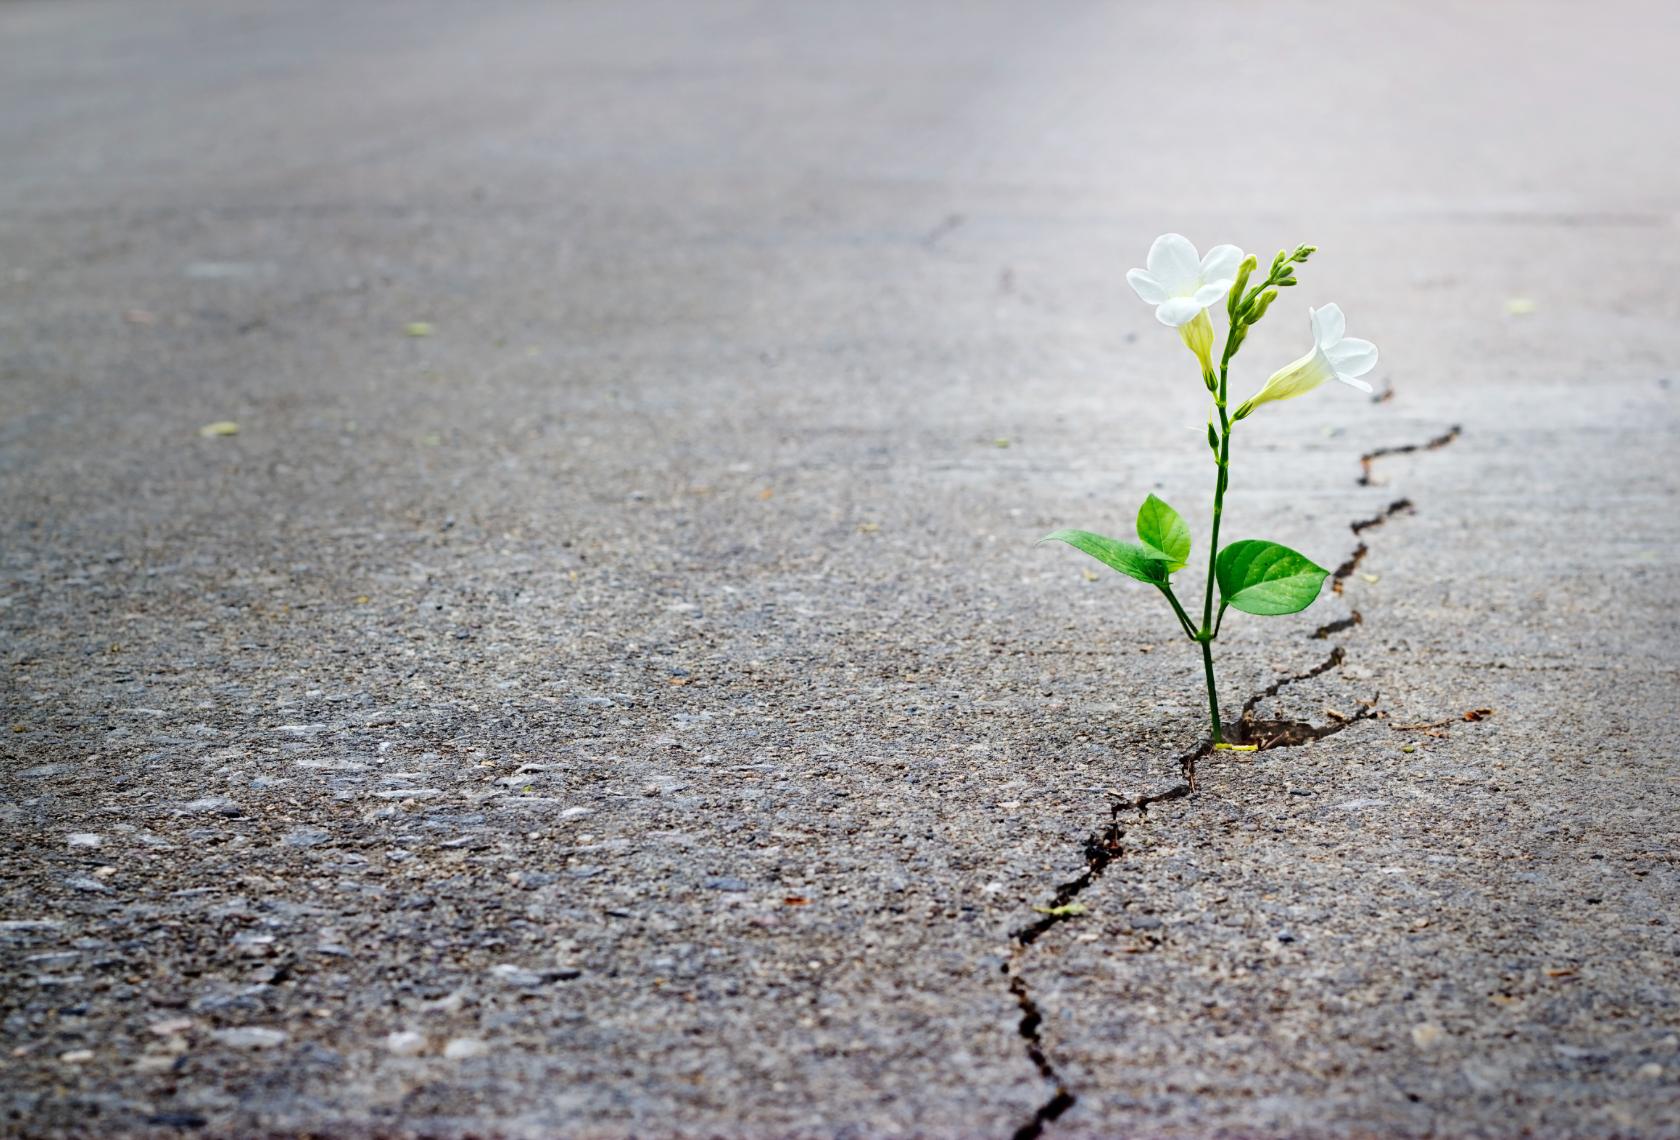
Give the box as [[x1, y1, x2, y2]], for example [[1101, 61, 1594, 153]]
[[1248, 288, 1279, 323], [1227, 255, 1258, 320], [1178, 309, 1216, 374]]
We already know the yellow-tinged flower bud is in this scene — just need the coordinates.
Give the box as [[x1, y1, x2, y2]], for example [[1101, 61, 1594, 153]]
[[1178, 309, 1216, 374], [1241, 346, 1338, 416]]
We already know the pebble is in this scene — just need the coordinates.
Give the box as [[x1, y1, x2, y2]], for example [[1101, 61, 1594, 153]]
[[704, 877, 749, 892], [148, 1017, 195, 1037], [180, 796, 241, 817], [383, 1030, 428, 1057], [488, 963, 580, 987], [211, 1026, 288, 1049], [1411, 1022, 1446, 1050], [1637, 1062, 1664, 1079], [443, 1037, 489, 1059], [488, 964, 546, 987], [66, 833, 103, 848], [58, 1049, 95, 1063]]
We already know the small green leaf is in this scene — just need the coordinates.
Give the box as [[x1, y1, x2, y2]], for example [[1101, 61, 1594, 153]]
[[1135, 494, 1190, 572], [1216, 539, 1328, 615], [1041, 529, 1167, 586]]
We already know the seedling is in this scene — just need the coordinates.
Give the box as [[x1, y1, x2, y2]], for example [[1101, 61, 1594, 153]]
[[1044, 235, 1378, 787]]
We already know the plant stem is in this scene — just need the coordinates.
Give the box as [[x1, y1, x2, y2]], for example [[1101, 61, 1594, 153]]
[[1160, 584, 1198, 641], [1199, 342, 1239, 745], [1200, 636, 1222, 745]]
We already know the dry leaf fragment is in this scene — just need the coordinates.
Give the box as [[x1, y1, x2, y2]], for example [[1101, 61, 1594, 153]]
[[197, 421, 240, 437]]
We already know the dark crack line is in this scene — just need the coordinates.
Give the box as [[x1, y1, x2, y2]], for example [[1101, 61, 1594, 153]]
[[1351, 497, 1415, 534], [999, 423, 1461, 1138], [1311, 611, 1362, 639], [1359, 425, 1460, 486], [1239, 646, 1346, 724], [1000, 777, 1192, 1140]]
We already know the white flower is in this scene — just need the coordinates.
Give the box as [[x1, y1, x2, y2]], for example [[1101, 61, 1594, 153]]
[[1235, 304, 1378, 417], [1126, 234, 1246, 328]]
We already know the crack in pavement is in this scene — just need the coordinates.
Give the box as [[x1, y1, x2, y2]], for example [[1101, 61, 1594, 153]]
[[1001, 423, 1462, 1137], [1000, 778, 1193, 1140], [1358, 425, 1460, 486]]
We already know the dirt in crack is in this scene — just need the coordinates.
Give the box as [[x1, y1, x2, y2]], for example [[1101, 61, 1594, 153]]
[[1359, 426, 1460, 486], [999, 425, 1458, 1138], [1001, 779, 1190, 1140]]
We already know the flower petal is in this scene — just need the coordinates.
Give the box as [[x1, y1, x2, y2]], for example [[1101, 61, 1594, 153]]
[[1333, 373, 1374, 393], [1126, 268, 1169, 305], [1198, 244, 1244, 285], [1155, 297, 1203, 327], [1310, 303, 1346, 348], [1325, 337, 1379, 377], [1241, 347, 1334, 412], [1145, 234, 1201, 295], [1191, 281, 1229, 308]]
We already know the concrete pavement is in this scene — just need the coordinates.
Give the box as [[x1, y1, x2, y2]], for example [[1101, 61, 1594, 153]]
[[2, 2, 1677, 1136]]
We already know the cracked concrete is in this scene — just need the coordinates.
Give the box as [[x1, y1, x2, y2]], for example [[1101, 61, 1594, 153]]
[[4, 1, 1679, 1137]]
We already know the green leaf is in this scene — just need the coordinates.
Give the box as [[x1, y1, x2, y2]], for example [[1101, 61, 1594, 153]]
[[1215, 540, 1328, 616], [1041, 529, 1167, 586], [1135, 494, 1191, 572]]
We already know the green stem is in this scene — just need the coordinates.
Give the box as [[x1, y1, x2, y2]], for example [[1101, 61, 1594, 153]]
[[1198, 344, 1238, 745], [1200, 637, 1222, 746], [1159, 584, 1199, 641]]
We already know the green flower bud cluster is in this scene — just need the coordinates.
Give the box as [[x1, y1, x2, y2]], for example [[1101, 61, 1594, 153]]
[[1220, 245, 1315, 366]]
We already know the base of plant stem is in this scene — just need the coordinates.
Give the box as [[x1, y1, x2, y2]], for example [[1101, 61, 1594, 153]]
[[1180, 735, 1260, 793]]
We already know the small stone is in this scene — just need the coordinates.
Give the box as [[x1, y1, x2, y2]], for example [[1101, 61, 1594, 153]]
[[148, 1017, 195, 1037], [282, 827, 331, 848], [1411, 1023, 1446, 1050], [67, 833, 103, 848], [421, 991, 466, 1014], [384, 1030, 428, 1057], [211, 1026, 287, 1049], [1637, 1062, 1664, 1079], [703, 876, 749, 892], [443, 1037, 489, 1059], [488, 964, 544, 987], [1276, 930, 1296, 943], [59, 1049, 94, 1063], [180, 796, 241, 817]]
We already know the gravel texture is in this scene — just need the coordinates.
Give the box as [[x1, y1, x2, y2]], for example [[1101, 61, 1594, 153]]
[[2, 2, 1677, 1137]]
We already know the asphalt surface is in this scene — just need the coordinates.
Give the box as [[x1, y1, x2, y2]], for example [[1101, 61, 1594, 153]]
[[2, 2, 1677, 1137]]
